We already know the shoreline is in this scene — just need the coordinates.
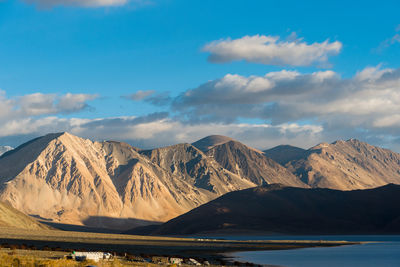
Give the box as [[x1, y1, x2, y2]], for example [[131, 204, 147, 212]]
[[0, 227, 362, 265]]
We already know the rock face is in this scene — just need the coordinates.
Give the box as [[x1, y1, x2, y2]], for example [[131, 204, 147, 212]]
[[287, 139, 400, 190], [141, 144, 256, 196], [264, 145, 307, 165], [0, 133, 259, 229], [0, 146, 13, 156], [193, 136, 306, 187], [0, 202, 51, 230], [0, 133, 213, 228], [153, 184, 400, 235]]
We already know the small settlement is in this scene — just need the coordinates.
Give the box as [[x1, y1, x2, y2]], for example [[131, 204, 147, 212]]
[[70, 251, 209, 265], [71, 251, 112, 262]]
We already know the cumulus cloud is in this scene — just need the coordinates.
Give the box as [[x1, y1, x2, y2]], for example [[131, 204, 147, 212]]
[[0, 89, 322, 151], [124, 90, 172, 106], [168, 65, 400, 145], [23, 0, 149, 8], [125, 90, 156, 101], [0, 90, 97, 120], [3, 64, 400, 152], [203, 34, 342, 66], [0, 114, 323, 151]]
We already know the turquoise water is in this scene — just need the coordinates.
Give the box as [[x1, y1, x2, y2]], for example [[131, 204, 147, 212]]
[[224, 235, 400, 267]]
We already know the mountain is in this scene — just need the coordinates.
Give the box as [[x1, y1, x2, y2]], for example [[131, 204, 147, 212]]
[[0, 146, 13, 156], [0, 202, 50, 230], [264, 145, 307, 165], [0, 133, 214, 229], [193, 136, 306, 187], [287, 139, 400, 190], [3, 133, 400, 230], [152, 184, 400, 235], [141, 143, 256, 195], [191, 135, 233, 153]]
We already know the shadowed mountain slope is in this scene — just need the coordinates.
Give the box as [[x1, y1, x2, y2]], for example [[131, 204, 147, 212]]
[[192, 135, 234, 153], [264, 145, 307, 165], [287, 139, 400, 190], [153, 184, 400, 235]]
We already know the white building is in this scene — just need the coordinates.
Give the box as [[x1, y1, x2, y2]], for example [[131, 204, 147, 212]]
[[72, 251, 107, 262]]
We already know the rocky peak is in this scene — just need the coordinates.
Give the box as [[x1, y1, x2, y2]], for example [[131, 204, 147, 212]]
[[192, 135, 234, 152]]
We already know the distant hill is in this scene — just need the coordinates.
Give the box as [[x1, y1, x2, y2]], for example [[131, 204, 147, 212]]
[[264, 145, 307, 165], [0, 202, 50, 230], [152, 184, 400, 235], [287, 139, 400, 190]]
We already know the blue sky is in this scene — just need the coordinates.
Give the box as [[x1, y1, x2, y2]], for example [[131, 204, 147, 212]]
[[1, 0, 400, 150]]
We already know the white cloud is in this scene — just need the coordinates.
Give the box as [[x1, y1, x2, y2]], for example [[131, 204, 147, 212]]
[[125, 90, 156, 101], [203, 34, 342, 66], [57, 93, 98, 112], [0, 114, 323, 151], [4, 65, 400, 152], [170, 66, 400, 146], [0, 90, 97, 120], [355, 65, 393, 81], [0, 89, 325, 150]]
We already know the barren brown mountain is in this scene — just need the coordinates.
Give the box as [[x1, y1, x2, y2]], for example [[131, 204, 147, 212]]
[[0, 133, 258, 230], [2, 133, 400, 231], [287, 139, 400, 190], [193, 135, 306, 187], [141, 143, 256, 195], [0, 133, 214, 229]]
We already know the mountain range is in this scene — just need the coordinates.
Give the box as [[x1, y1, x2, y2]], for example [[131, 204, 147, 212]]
[[0, 132, 400, 230], [284, 139, 400, 190]]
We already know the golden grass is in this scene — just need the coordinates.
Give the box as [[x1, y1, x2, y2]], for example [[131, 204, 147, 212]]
[[0, 251, 161, 267], [0, 252, 92, 267]]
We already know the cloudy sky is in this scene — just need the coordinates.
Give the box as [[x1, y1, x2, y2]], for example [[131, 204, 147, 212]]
[[1, 0, 400, 151]]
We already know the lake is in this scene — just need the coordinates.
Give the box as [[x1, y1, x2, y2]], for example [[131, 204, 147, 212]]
[[217, 235, 400, 267]]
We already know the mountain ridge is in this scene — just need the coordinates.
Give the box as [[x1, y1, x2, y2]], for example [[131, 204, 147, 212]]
[[202, 139, 307, 187], [2, 132, 400, 230], [264, 144, 307, 165], [287, 138, 400, 190], [151, 183, 400, 235]]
